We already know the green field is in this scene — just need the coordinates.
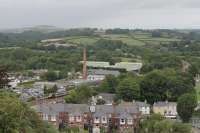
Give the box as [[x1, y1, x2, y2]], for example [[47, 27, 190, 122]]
[[46, 32, 181, 46], [64, 36, 100, 45], [18, 81, 35, 88]]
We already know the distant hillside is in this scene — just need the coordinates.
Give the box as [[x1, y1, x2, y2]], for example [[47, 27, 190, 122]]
[[0, 25, 64, 33]]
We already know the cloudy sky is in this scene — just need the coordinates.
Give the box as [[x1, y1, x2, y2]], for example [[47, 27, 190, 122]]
[[0, 0, 200, 29]]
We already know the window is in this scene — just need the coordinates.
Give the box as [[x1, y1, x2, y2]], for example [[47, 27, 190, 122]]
[[43, 114, 48, 121], [164, 110, 167, 115], [168, 111, 172, 115], [51, 115, 56, 121], [102, 116, 107, 123], [142, 107, 145, 111], [69, 116, 74, 122], [127, 119, 133, 125], [120, 119, 125, 125], [94, 117, 100, 123], [76, 116, 81, 122]]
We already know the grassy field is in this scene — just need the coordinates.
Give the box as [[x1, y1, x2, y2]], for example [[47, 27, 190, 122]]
[[18, 81, 35, 88], [45, 32, 181, 46], [64, 36, 100, 45]]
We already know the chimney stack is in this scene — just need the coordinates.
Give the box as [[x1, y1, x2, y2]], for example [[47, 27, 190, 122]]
[[83, 48, 87, 80]]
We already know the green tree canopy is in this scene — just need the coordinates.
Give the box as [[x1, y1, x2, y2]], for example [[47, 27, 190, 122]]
[[177, 93, 197, 123], [0, 67, 9, 89], [65, 86, 97, 104], [140, 70, 168, 104], [140, 114, 192, 133], [140, 69, 195, 104], [0, 92, 58, 133], [98, 75, 119, 93], [116, 77, 140, 102], [41, 70, 59, 81]]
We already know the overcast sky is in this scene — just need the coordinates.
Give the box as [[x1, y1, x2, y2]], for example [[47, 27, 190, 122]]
[[1, 0, 200, 29]]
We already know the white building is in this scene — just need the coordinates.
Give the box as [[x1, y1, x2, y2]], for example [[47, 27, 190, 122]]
[[134, 101, 150, 115]]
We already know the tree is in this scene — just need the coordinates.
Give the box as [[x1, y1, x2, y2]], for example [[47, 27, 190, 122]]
[[140, 69, 195, 104], [96, 99, 106, 105], [65, 89, 79, 104], [98, 75, 119, 93], [116, 78, 140, 102], [42, 70, 58, 81], [0, 67, 9, 89], [140, 70, 168, 104], [177, 93, 197, 123], [139, 114, 192, 133], [65, 86, 97, 104], [44, 84, 58, 94], [152, 31, 161, 37], [0, 92, 58, 133]]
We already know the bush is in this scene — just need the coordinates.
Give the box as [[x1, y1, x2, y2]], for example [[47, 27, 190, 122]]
[[172, 122, 192, 133], [139, 114, 192, 133]]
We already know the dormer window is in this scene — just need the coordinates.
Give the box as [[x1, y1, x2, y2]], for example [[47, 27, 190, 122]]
[[127, 118, 133, 125], [69, 116, 74, 122], [120, 119, 125, 125], [76, 116, 81, 122], [102, 116, 107, 123], [94, 117, 100, 123]]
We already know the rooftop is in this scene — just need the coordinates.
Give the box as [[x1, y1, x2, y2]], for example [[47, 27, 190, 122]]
[[85, 61, 142, 72], [153, 101, 177, 107], [33, 103, 139, 116], [88, 69, 120, 76]]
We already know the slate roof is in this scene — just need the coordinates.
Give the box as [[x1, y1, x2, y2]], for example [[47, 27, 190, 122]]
[[93, 105, 114, 117], [96, 93, 115, 104], [64, 104, 89, 115], [135, 101, 150, 108], [115, 105, 139, 118], [153, 101, 177, 107], [33, 103, 139, 117], [32, 103, 64, 115]]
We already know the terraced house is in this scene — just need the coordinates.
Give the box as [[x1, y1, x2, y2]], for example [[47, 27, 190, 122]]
[[33, 103, 142, 133], [153, 101, 177, 119]]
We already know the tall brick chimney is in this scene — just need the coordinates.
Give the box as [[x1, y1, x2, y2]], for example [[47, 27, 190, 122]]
[[83, 48, 87, 80]]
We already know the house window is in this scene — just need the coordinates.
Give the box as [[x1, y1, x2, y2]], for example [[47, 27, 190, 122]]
[[102, 116, 107, 123], [51, 115, 56, 121], [127, 119, 133, 125], [69, 116, 74, 122], [164, 110, 167, 115], [43, 114, 48, 121], [142, 107, 145, 111], [76, 116, 81, 122], [120, 119, 125, 125], [168, 111, 172, 115], [94, 117, 100, 123]]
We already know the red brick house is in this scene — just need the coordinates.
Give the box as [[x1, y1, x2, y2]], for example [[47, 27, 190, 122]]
[[32, 103, 141, 133]]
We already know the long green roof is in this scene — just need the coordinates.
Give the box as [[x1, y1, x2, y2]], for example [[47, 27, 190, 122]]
[[86, 61, 142, 71]]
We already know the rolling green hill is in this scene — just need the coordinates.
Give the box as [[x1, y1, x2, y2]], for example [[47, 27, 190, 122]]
[[60, 32, 181, 46]]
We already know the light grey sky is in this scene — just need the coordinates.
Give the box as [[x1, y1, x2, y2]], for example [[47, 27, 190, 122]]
[[1, 0, 200, 29]]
